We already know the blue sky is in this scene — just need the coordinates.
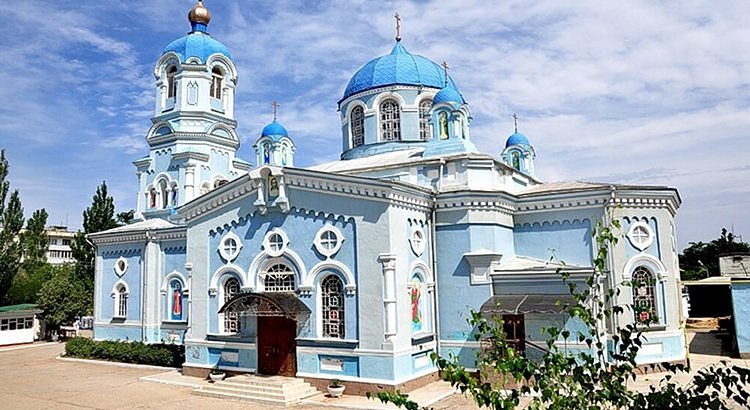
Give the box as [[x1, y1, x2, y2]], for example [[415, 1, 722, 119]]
[[1, 0, 748, 249]]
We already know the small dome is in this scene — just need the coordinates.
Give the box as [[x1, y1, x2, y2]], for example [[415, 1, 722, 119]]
[[432, 85, 465, 105], [261, 120, 289, 138], [188, 1, 211, 26], [505, 131, 531, 148], [163, 1, 231, 63], [342, 42, 459, 101]]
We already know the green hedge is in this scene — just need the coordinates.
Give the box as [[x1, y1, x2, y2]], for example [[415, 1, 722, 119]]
[[64, 337, 184, 368]]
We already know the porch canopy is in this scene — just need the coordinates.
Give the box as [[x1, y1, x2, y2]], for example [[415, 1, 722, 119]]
[[481, 294, 574, 315], [218, 292, 311, 320]]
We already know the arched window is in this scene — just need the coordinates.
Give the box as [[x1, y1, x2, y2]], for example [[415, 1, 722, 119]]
[[321, 275, 345, 338], [210, 67, 223, 99], [350, 106, 365, 148], [116, 285, 128, 318], [171, 186, 178, 207], [511, 151, 521, 170], [159, 179, 169, 209], [169, 279, 184, 321], [380, 99, 401, 141], [632, 266, 657, 324], [167, 66, 177, 99], [149, 189, 157, 209], [418, 99, 432, 141], [264, 264, 295, 292], [222, 277, 240, 333]]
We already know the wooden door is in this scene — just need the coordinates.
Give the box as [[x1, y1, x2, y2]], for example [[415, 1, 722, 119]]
[[502, 314, 525, 354], [257, 316, 297, 376]]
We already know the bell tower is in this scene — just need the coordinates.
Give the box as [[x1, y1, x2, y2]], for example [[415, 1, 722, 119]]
[[133, 1, 250, 221]]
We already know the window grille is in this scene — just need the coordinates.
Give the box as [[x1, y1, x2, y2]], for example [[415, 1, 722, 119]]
[[223, 277, 240, 333], [419, 100, 432, 141], [351, 106, 365, 147], [264, 264, 296, 292], [380, 100, 401, 141], [117, 286, 128, 317], [322, 276, 345, 338], [632, 266, 657, 324]]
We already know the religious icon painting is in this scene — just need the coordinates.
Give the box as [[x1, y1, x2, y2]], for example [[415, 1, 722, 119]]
[[171, 280, 183, 321]]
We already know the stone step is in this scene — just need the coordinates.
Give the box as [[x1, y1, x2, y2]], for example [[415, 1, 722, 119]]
[[200, 383, 318, 399], [192, 375, 320, 405]]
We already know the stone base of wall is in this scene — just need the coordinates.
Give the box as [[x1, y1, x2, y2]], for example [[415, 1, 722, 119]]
[[182, 365, 246, 379], [303, 371, 440, 397], [634, 359, 689, 374], [740, 352, 750, 360]]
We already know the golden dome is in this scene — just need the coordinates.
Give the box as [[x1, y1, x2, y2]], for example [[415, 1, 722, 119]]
[[188, 0, 211, 26]]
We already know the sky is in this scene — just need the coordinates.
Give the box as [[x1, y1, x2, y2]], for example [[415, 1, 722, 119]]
[[0, 0, 748, 250]]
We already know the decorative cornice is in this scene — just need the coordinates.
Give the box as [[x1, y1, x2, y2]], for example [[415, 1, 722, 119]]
[[181, 176, 258, 223], [338, 84, 442, 108], [148, 132, 239, 150], [89, 226, 187, 245]]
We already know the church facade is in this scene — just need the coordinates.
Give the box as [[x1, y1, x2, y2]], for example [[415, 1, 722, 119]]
[[91, 1, 686, 390]]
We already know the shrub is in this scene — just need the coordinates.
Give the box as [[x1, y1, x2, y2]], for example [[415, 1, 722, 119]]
[[64, 337, 184, 368]]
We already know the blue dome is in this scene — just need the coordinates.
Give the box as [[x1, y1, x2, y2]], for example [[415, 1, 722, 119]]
[[342, 42, 459, 101], [163, 30, 231, 63], [261, 120, 289, 138], [505, 131, 531, 148], [433, 85, 465, 105]]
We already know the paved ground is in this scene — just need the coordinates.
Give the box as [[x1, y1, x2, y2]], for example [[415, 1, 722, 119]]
[[1, 331, 748, 409]]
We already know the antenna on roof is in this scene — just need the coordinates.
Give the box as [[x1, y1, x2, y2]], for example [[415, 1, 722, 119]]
[[441, 61, 450, 87], [394, 12, 402, 42], [513, 113, 519, 133], [271, 100, 280, 121]]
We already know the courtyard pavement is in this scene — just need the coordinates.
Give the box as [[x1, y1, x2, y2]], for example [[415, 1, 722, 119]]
[[0, 331, 747, 409]]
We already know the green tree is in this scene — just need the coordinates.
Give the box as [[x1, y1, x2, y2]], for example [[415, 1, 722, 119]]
[[371, 220, 750, 409], [680, 228, 750, 280], [36, 264, 90, 329], [116, 210, 135, 226], [20, 208, 49, 269], [70, 181, 118, 287], [0, 149, 25, 304], [7, 263, 55, 304]]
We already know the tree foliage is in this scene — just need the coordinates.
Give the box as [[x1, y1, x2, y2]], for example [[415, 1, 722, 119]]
[[7, 263, 55, 304], [0, 149, 25, 304], [680, 228, 750, 280], [36, 264, 90, 329], [372, 220, 750, 409], [71, 181, 119, 286], [20, 208, 49, 269]]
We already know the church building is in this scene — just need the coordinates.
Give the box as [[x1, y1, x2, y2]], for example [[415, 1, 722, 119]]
[[90, 1, 687, 392]]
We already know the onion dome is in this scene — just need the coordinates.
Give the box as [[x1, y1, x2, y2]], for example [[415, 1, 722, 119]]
[[432, 85, 465, 105], [163, 1, 231, 63], [188, 1, 211, 27], [261, 120, 289, 139], [505, 131, 531, 148], [342, 42, 459, 101]]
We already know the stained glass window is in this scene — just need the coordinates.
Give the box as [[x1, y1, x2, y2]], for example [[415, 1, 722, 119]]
[[632, 266, 657, 324], [322, 275, 344, 338], [170, 280, 183, 321]]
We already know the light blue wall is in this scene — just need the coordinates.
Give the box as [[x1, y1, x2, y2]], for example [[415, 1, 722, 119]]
[[514, 218, 592, 266], [622, 216, 660, 260], [94, 324, 143, 341], [99, 245, 143, 322], [436, 223, 513, 342], [731, 282, 750, 357], [205, 205, 358, 340]]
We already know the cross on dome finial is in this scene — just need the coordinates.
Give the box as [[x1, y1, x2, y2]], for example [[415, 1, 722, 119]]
[[394, 12, 402, 42], [513, 113, 519, 133], [272, 100, 280, 121], [441, 61, 450, 87]]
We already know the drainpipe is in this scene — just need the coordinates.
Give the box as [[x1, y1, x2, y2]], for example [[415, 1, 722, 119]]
[[142, 229, 152, 343], [432, 159, 445, 356]]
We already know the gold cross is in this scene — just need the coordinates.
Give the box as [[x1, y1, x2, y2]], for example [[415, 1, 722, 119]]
[[272, 100, 280, 120], [513, 113, 518, 133], [395, 12, 401, 42], [441, 61, 450, 86]]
